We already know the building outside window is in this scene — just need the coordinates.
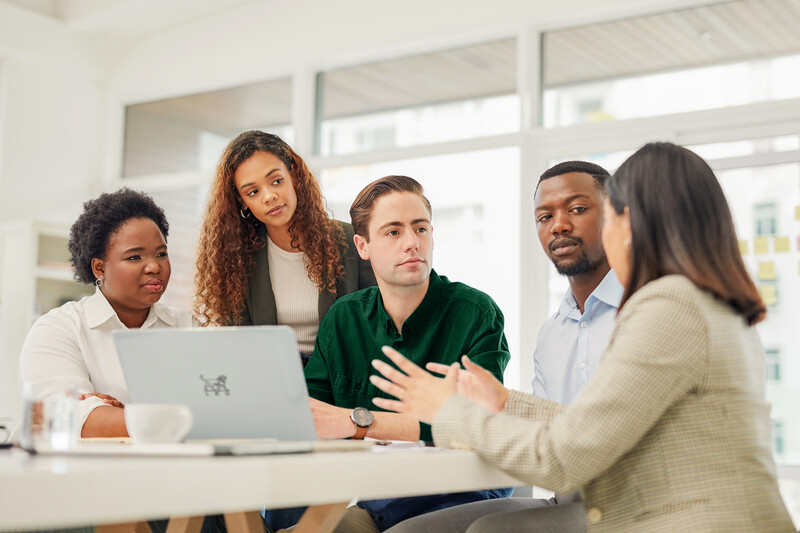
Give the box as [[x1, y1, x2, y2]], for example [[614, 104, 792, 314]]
[[767, 349, 782, 382]]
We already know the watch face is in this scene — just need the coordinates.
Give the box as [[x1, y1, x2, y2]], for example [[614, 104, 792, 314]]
[[351, 408, 374, 427]]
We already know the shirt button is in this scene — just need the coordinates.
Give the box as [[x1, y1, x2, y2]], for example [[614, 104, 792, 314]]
[[579, 362, 587, 370], [580, 321, 588, 328], [586, 508, 603, 523]]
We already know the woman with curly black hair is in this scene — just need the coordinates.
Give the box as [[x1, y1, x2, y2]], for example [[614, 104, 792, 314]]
[[19, 188, 195, 437], [194, 131, 375, 361]]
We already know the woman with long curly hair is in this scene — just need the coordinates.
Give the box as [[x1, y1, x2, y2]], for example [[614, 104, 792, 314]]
[[195, 131, 375, 361], [195, 131, 374, 531]]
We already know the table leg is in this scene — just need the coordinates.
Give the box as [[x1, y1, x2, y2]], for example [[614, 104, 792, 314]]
[[165, 516, 205, 533], [292, 502, 349, 533], [96, 521, 152, 533], [224, 511, 264, 533]]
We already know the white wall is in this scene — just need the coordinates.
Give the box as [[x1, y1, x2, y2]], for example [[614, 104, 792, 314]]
[[0, 2, 111, 421], [0, 2, 109, 224]]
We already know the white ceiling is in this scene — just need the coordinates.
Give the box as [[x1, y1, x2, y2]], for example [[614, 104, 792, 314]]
[[2, 0, 58, 18], [6, 0, 800, 88], [321, 39, 517, 119], [544, 0, 800, 87], [6, 0, 800, 114], [0, 0, 255, 38]]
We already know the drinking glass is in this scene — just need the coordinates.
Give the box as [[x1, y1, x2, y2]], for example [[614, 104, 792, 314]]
[[20, 383, 78, 452]]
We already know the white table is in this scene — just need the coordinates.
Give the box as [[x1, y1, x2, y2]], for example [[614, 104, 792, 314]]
[[0, 446, 521, 532]]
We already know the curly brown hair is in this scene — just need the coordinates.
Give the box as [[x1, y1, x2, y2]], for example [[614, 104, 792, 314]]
[[194, 131, 345, 325]]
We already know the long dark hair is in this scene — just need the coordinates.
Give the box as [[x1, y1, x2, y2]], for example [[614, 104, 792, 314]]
[[607, 142, 765, 325]]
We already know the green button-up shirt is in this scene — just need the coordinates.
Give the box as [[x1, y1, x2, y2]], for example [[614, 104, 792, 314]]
[[304, 270, 510, 442]]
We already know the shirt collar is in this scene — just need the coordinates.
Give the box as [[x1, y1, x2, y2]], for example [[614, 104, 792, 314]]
[[85, 287, 180, 329], [557, 269, 623, 317], [591, 269, 624, 308], [146, 301, 180, 328], [85, 288, 121, 328], [377, 269, 444, 337]]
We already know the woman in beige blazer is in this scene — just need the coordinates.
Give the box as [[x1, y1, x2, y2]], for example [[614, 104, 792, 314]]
[[370, 142, 795, 532]]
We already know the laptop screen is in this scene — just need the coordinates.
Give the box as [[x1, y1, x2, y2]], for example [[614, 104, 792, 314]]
[[114, 326, 317, 441]]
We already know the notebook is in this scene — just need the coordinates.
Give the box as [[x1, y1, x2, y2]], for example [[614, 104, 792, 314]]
[[113, 325, 320, 454]]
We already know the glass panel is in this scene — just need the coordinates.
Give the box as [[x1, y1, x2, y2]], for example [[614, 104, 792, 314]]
[[766, 349, 782, 382], [144, 187, 206, 312], [319, 147, 521, 386], [318, 39, 518, 156], [542, 0, 800, 128], [689, 135, 800, 160], [717, 161, 800, 464], [320, 95, 519, 156], [123, 78, 292, 177]]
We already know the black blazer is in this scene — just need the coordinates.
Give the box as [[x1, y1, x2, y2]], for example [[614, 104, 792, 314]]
[[241, 221, 376, 326]]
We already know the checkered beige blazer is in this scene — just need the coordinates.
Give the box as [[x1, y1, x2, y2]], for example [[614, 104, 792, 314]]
[[433, 275, 794, 532]]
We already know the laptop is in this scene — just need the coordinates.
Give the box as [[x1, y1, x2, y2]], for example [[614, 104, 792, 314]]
[[113, 325, 320, 454]]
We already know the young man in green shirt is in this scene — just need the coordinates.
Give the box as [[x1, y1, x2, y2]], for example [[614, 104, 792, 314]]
[[304, 175, 512, 532]]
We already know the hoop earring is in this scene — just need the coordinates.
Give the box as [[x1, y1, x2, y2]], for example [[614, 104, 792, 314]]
[[95, 276, 104, 287], [240, 208, 251, 219]]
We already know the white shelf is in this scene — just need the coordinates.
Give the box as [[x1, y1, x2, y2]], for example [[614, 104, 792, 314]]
[[1, 220, 87, 419], [35, 266, 76, 282]]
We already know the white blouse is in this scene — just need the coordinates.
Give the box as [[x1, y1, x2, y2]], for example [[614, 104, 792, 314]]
[[19, 288, 195, 429]]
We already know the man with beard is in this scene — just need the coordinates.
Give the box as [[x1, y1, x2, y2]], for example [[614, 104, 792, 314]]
[[532, 161, 622, 405]]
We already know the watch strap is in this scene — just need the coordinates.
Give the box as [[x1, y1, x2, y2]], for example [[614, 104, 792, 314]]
[[353, 424, 369, 440]]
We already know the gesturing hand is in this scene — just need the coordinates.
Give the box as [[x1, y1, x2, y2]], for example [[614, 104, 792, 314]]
[[426, 356, 509, 413], [370, 346, 459, 425]]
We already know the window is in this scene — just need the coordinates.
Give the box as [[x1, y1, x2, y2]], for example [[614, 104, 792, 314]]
[[317, 39, 518, 156], [767, 349, 782, 382], [145, 187, 207, 311], [706, 146, 800, 465], [754, 203, 779, 236], [690, 135, 800, 160], [542, 0, 800, 127], [123, 78, 292, 177], [774, 420, 785, 455]]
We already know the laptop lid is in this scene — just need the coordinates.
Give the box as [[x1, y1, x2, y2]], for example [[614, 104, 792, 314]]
[[114, 326, 317, 441]]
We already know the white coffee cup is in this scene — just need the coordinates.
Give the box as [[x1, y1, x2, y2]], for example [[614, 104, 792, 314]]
[[124, 404, 193, 444]]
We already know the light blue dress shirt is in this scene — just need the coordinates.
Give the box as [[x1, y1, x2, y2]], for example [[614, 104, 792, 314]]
[[532, 269, 623, 405]]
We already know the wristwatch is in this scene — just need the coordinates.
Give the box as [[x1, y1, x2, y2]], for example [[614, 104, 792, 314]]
[[350, 407, 374, 440]]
